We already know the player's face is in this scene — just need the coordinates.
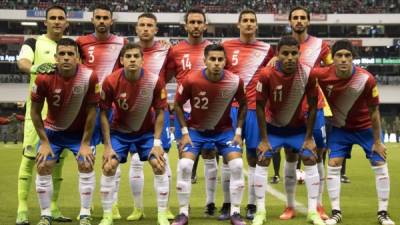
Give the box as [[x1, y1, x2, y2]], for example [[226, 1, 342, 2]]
[[55, 45, 79, 72], [278, 45, 299, 74], [289, 9, 310, 34], [45, 9, 68, 35], [237, 13, 257, 36], [120, 48, 143, 73], [136, 17, 158, 41], [185, 13, 207, 38], [92, 9, 113, 34], [205, 50, 226, 76], [333, 49, 353, 73]]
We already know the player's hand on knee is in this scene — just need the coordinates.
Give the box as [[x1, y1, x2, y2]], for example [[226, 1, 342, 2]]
[[372, 142, 387, 160], [179, 134, 193, 153], [36, 142, 55, 167], [257, 140, 272, 162], [77, 144, 95, 166], [149, 146, 166, 168], [302, 137, 317, 158], [102, 146, 117, 167]]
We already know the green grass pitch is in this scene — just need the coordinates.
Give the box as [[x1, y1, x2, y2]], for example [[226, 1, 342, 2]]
[[0, 143, 399, 225]]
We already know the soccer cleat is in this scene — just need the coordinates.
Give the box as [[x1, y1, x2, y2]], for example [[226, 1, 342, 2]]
[[204, 203, 217, 217], [246, 204, 257, 220], [230, 212, 247, 225], [325, 210, 342, 225], [16, 211, 30, 225], [218, 203, 231, 220], [126, 207, 145, 221], [166, 208, 175, 220], [377, 211, 395, 225], [317, 204, 329, 220], [111, 203, 121, 220], [36, 216, 52, 225], [79, 215, 92, 225], [51, 208, 72, 222], [251, 211, 266, 225], [270, 175, 280, 184], [340, 175, 350, 183], [307, 211, 325, 225], [76, 205, 94, 221], [98, 213, 113, 225], [158, 211, 170, 225], [171, 213, 188, 225], [279, 207, 296, 220]]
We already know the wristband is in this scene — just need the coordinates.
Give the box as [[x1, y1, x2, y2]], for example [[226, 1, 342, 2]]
[[153, 139, 162, 147], [181, 127, 189, 135], [235, 127, 242, 135]]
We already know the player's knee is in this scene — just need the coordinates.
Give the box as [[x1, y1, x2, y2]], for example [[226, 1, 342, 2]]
[[37, 165, 52, 176], [78, 163, 94, 173], [246, 153, 257, 167], [178, 158, 194, 177], [103, 160, 118, 176], [149, 160, 165, 175], [328, 157, 343, 167], [257, 157, 271, 167], [285, 149, 299, 162]]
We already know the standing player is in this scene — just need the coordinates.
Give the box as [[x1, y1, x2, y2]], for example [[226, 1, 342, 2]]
[[125, 12, 174, 221], [256, 36, 324, 225], [172, 44, 247, 225], [30, 38, 99, 225], [76, 4, 127, 219], [271, 6, 333, 220], [16, 5, 71, 225], [315, 40, 395, 225], [166, 8, 219, 216], [98, 43, 170, 225], [221, 9, 274, 220]]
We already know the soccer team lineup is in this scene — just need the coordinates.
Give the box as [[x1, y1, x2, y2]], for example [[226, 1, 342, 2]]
[[9, 3, 397, 225]]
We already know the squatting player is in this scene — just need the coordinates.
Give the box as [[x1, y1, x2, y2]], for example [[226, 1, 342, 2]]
[[172, 44, 247, 225], [222, 9, 274, 221], [125, 12, 174, 221], [166, 8, 219, 216], [255, 36, 324, 225], [16, 5, 71, 225], [98, 43, 170, 225], [30, 38, 99, 225], [315, 40, 395, 225]]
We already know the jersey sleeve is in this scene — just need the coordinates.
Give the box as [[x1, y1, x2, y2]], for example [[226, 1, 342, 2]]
[[364, 76, 380, 106], [321, 41, 333, 66], [166, 47, 176, 75], [31, 75, 47, 103], [305, 72, 318, 99], [99, 77, 113, 110], [152, 79, 168, 110], [234, 79, 247, 103], [19, 38, 36, 62], [86, 72, 100, 105], [256, 69, 269, 102], [175, 78, 190, 106]]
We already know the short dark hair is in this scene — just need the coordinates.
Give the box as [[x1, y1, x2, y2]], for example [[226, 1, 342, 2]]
[[332, 39, 357, 57], [46, 5, 66, 19], [94, 3, 112, 17], [238, 9, 257, 23], [289, 6, 310, 21], [184, 8, 206, 24], [277, 35, 299, 51], [204, 44, 226, 58], [56, 38, 78, 53], [138, 13, 157, 23], [119, 43, 143, 58]]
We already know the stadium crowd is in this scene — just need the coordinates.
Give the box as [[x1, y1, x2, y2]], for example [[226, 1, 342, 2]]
[[0, 0, 399, 13]]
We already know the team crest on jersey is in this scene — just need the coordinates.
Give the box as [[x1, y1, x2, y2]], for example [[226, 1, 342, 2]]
[[199, 91, 207, 96], [54, 88, 62, 94], [72, 86, 83, 95], [255, 51, 261, 58], [120, 92, 127, 98], [326, 85, 333, 97], [140, 89, 150, 97], [220, 90, 233, 98], [100, 90, 106, 100]]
